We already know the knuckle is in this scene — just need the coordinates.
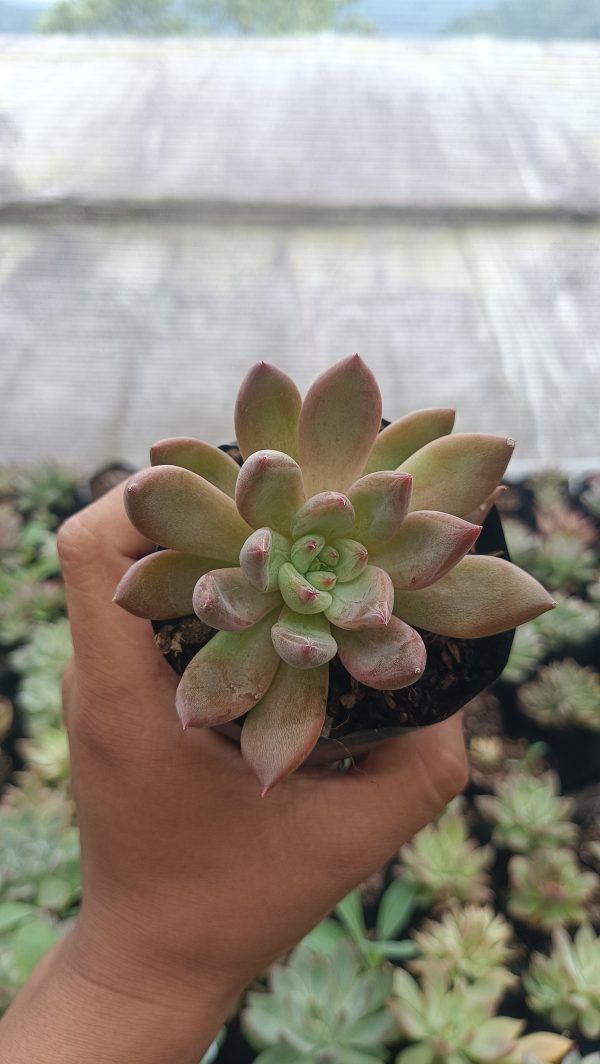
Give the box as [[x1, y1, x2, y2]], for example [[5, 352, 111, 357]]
[[56, 514, 89, 567]]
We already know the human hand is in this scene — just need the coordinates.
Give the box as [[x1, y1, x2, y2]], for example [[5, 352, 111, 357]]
[[1, 482, 467, 1063]]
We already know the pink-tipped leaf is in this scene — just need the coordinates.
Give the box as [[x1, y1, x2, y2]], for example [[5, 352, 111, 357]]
[[175, 611, 280, 728], [392, 555, 556, 638], [364, 408, 456, 473], [278, 562, 332, 615], [325, 565, 394, 630], [271, 607, 338, 669], [150, 437, 240, 498], [290, 534, 326, 574], [241, 662, 328, 794], [235, 362, 302, 461], [308, 570, 337, 591], [329, 538, 369, 583], [336, 617, 426, 690], [192, 568, 281, 631], [372, 510, 481, 590], [299, 355, 383, 495], [124, 465, 252, 562], [400, 433, 515, 517], [239, 528, 291, 592], [347, 471, 413, 548], [113, 550, 224, 619], [235, 449, 305, 535], [291, 492, 355, 541]]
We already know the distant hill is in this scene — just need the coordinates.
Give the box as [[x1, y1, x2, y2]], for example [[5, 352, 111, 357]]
[[0, 1, 44, 31]]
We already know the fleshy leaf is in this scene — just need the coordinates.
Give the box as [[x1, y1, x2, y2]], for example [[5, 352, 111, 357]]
[[291, 492, 355, 540], [325, 566, 394, 630], [149, 437, 239, 498], [113, 550, 223, 619], [469, 1017, 525, 1062], [505, 1033, 574, 1064], [319, 544, 340, 567], [241, 662, 328, 793], [309, 570, 337, 591], [372, 510, 481, 590], [193, 568, 281, 631], [364, 408, 456, 473], [235, 450, 305, 535], [278, 562, 332, 615], [124, 465, 252, 562], [239, 528, 291, 592], [175, 611, 279, 727], [290, 534, 326, 574], [271, 607, 338, 668], [393, 555, 556, 637], [400, 433, 515, 517], [336, 617, 426, 690], [347, 471, 413, 548], [330, 539, 369, 583], [299, 355, 383, 495], [234, 362, 302, 461]]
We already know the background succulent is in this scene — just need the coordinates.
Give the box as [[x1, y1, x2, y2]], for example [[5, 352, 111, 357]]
[[508, 850, 599, 931], [518, 661, 600, 731], [390, 968, 525, 1064], [115, 356, 554, 791], [242, 939, 396, 1063], [408, 904, 516, 998], [397, 799, 492, 908], [476, 772, 578, 853], [0, 905, 63, 1013], [524, 923, 600, 1040]]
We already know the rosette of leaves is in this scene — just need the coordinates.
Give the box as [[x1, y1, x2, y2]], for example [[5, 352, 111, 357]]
[[390, 969, 525, 1064], [408, 905, 516, 999], [518, 661, 600, 731], [115, 356, 554, 791], [501, 623, 547, 684], [9, 619, 72, 730], [476, 771, 578, 853], [242, 939, 396, 1063], [0, 775, 80, 914], [397, 799, 492, 908], [508, 850, 599, 931], [533, 596, 600, 653], [524, 923, 600, 1041], [504, 519, 597, 594]]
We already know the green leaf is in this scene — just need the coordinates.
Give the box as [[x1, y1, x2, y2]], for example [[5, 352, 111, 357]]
[[36, 875, 73, 913], [11, 917, 59, 980], [335, 890, 366, 943], [300, 917, 347, 953], [375, 939, 418, 961], [0, 901, 37, 934], [376, 879, 417, 939]]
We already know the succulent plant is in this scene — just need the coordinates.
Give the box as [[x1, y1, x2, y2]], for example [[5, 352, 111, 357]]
[[12, 465, 77, 527], [563, 1053, 600, 1064], [9, 619, 72, 726], [0, 573, 65, 647], [504, 521, 597, 593], [408, 904, 516, 998], [114, 356, 553, 791], [242, 939, 396, 1063], [476, 771, 578, 853], [533, 596, 600, 653], [0, 774, 80, 913], [508, 850, 599, 931], [518, 661, 600, 731], [524, 923, 600, 1040], [397, 798, 492, 908], [501, 623, 547, 684], [390, 968, 525, 1063], [0, 906, 62, 1013]]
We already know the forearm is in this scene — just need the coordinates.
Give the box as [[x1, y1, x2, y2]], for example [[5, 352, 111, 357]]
[[0, 925, 234, 1064]]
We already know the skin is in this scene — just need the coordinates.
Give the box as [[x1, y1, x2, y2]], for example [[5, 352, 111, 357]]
[[0, 484, 468, 1064]]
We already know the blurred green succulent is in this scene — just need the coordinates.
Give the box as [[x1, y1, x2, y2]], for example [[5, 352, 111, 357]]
[[563, 1053, 600, 1064], [524, 923, 600, 1040], [409, 904, 516, 999], [398, 799, 492, 908], [518, 661, 600, 731], [0, 573, 65, 647], [0, 904, 63, 1014], [9, 619, 72, 727], [115, 357, 553, 792], [508, 850, 599, 931], [476, 771, 578, 853], [501, 623, 547, 684], [504, 520, 597, 593], [12, 465, 77, 528], [533, 596, 600, 652], [0, 775, 80, 913], [390, 969, 524, 1064], [304, 879, 418, 970], [242, 939, 396, 1063]]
